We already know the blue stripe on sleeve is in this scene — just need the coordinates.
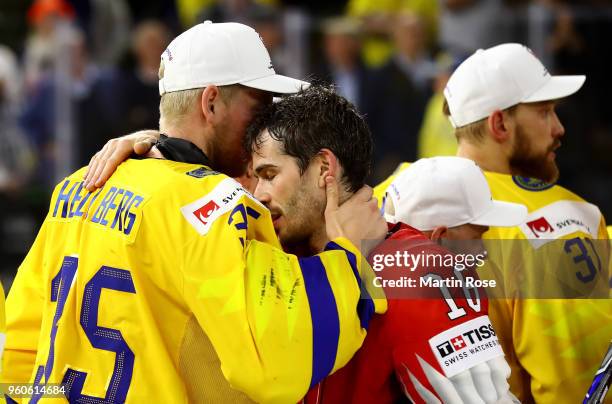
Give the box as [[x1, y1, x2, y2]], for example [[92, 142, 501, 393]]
[[325, 241, 375, 330], [298, 256, 340, 388]]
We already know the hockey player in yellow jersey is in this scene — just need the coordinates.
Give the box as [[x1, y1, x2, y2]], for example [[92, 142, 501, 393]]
[[2, 22, 388, 403], [374, 44, 612, 403], [0, 283, 4, 374]]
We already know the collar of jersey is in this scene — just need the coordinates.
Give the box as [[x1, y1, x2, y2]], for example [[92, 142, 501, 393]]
[[155, 134, 213, 166]]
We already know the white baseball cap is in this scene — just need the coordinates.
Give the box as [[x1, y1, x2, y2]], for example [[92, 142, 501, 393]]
[[385, 157, 527, 231], [444, 43, 585, 128], [159, 21, 309, 96]]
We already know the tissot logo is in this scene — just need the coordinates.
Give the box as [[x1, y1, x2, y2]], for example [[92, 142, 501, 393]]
[[429, 317, 503, 378], [193, 200, 220, 225], [526, 217, 555, 238], [451, 336, 466, 349], [436, 341, 454, 358], [434, 324, 497, 358]]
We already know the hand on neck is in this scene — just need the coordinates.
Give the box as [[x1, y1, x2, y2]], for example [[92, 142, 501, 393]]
[[309, 186, 354, 254]]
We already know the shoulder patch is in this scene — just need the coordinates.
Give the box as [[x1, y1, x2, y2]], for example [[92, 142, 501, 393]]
[[428, 316, 503, 378], [518, 200, 602, 248], [512, 176, 554, 191], [180, 178, 260, 235], [186, 166, 219, 179]]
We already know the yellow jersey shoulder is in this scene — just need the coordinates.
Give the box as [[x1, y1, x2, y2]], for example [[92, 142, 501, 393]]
[[483, 172, 606, 240], [49, 160, 260, 244], [373, 162, 411, 204]]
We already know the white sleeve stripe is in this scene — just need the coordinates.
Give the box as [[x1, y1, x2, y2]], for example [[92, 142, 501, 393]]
[[416, 354, 467, 404], [405, 362, 442, 404]]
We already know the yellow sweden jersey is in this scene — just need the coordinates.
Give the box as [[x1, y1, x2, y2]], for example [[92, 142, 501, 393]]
[[373, 162, 410, 203], [480, 172, 611, 404], [3, 159, 385, 404], [0, 282, 5, 376], [374, 163, 612, 404]]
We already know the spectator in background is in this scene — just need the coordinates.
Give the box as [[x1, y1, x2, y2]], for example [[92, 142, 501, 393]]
[[0, 46, 38, 278], [0, 46, 34, 193], [20, 29, 118, 181], [116, 20, 171, 135], [87, 0, 132, 66], [248, 6, 288, 75], [363, 12, 430, 183], [345, 0, 439, 68], [315, 17, 369, 111], [23, 0, 76, 91], [417, 53, 459, 158], [540, 0, 612, 217], [389, 12, 436, 92], [125, 0, 180, 32], [175, 0, 215, 28], [439, 0, 513, 57]]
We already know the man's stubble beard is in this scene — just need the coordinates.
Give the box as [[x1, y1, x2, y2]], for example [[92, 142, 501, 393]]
[[211, 119, 249, 178], [279, 181, 327, 255], [509, 124, 560, 183]]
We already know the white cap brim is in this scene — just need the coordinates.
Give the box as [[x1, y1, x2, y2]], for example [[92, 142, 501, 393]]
[[470, 200, 528, 228], [241, 74, 310, 94], [523, 75, 585, 103]]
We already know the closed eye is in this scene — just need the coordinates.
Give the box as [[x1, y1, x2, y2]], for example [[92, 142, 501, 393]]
[[254, 164, 278, 181], [260, 172, 276, 181]]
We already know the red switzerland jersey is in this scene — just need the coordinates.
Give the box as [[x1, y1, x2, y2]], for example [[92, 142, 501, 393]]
[[302, 224, 504, 404]]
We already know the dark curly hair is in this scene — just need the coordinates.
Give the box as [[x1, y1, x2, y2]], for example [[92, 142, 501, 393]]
[[245, 85, 372, 192]]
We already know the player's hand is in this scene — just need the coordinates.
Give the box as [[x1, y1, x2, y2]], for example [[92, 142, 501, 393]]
[[324, 176, 386, 255], [84, 130, 160, 191]]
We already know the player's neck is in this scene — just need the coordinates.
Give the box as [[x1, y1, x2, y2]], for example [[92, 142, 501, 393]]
[[308, 189, 351, 254], [309, 226, 329, 255], [456, 142, 512, 175], [160, 119, 212, 159], [282, 227, 327, 256]]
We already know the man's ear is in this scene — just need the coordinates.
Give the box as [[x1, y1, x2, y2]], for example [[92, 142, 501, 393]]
[[487, 110, 512, 143], [430, 226, 448, 241], [316, 148, 339, 188], [201, 86, 223, 124]]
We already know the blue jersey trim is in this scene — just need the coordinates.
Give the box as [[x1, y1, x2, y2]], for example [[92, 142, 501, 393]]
[[325, 241, 374, 330], [299, 256, 340, 389]]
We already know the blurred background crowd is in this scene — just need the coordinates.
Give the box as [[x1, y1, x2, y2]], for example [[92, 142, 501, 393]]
[[1, 0, 612, 288]]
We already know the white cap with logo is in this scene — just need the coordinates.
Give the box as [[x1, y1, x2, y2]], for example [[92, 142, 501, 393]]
[[385, 157, 527, 231], [444, 43, 585, 128], [159, 21, 309, 96]]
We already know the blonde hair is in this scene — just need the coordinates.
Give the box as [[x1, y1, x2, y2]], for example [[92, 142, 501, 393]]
[[442, 99, 516, 143], [158, 60, 240, 128]]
